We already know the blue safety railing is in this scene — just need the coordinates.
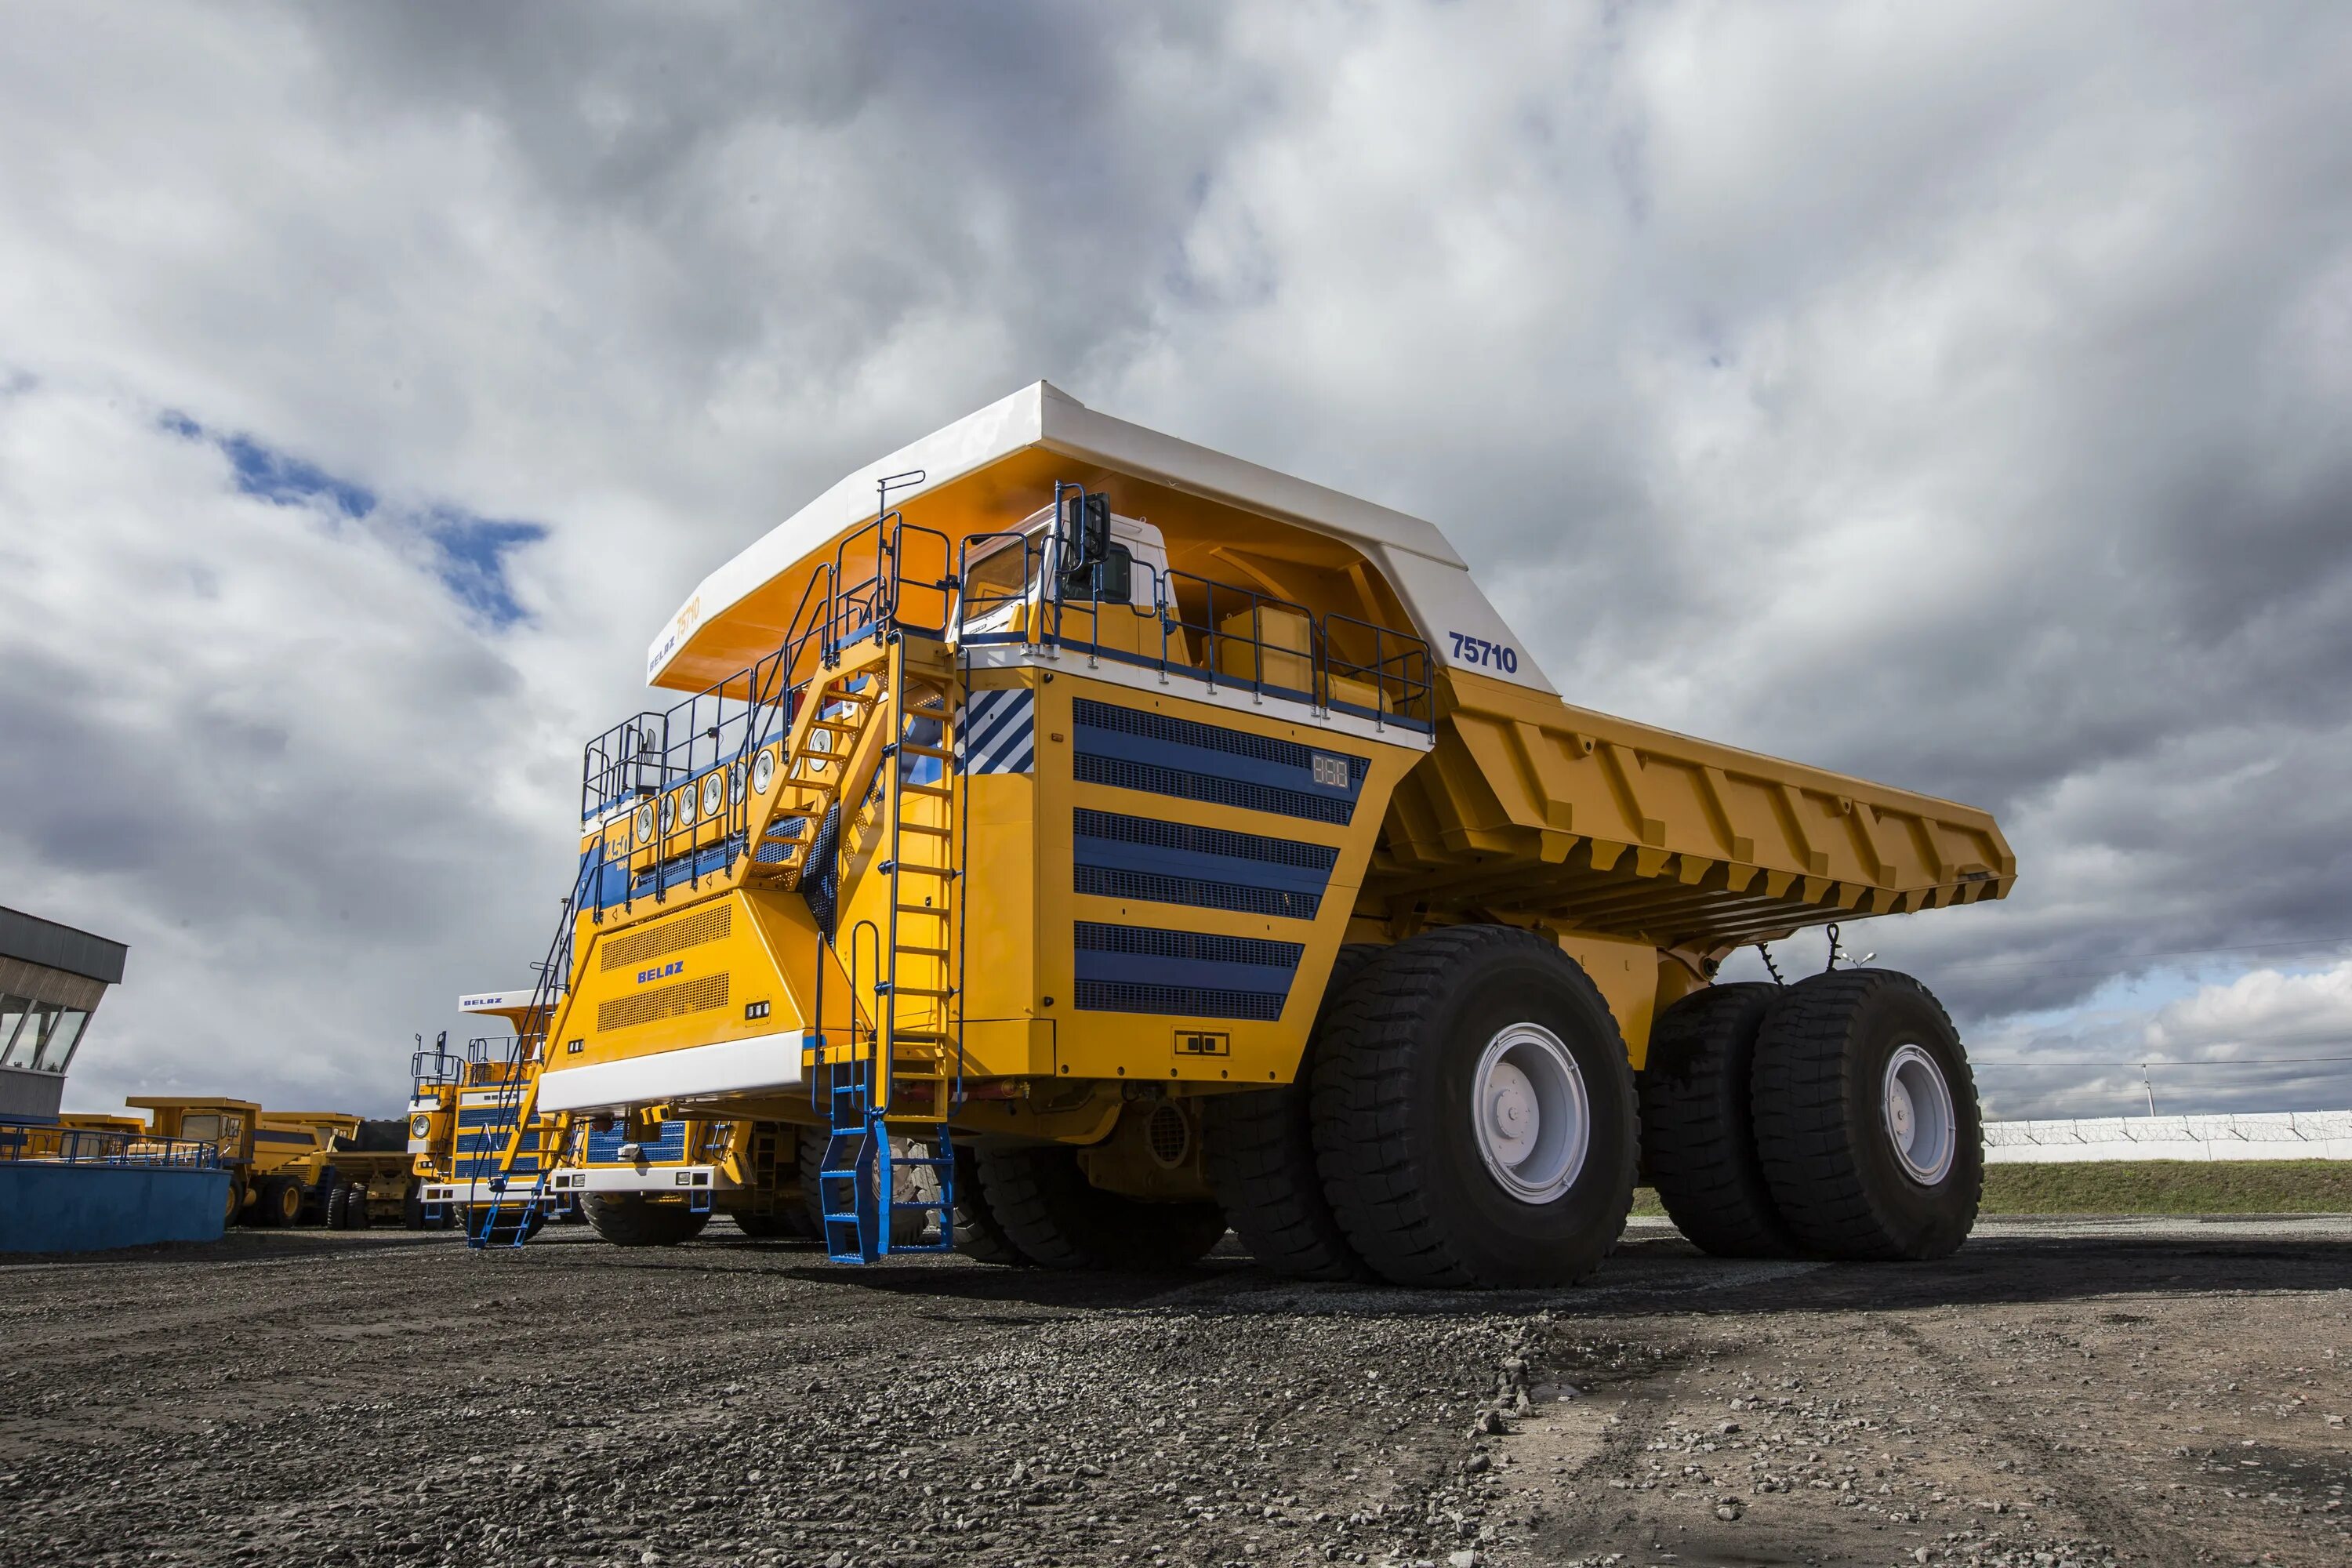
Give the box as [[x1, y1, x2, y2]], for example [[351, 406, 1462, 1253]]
[[0, 1117, 221, 1170]]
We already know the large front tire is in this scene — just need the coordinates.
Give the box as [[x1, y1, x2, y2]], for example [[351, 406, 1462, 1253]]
[[581, 1195, 711, 1247], [1200, 944, 1383, 1282], [1639, 983, 1798, 1258], [1311, 926, 1638, 1290], [1751, 968, 1981, 1261], [973, 1143, 1225, 1272]]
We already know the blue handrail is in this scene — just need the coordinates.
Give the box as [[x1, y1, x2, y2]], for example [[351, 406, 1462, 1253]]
[[0, 1118, 220, 1170]]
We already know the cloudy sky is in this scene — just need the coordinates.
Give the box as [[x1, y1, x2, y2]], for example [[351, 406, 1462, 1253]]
[[5, 2, 2350, 1121]]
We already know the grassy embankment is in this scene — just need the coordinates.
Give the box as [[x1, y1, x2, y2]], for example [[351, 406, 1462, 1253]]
[[1631, 1160, 2352, 1218]]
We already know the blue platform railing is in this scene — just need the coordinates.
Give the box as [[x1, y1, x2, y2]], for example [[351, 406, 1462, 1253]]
[[0, 1118, 221, 1170]]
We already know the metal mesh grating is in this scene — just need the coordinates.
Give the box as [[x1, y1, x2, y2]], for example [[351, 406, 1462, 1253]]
[[1073, 980, 1286, 1022], [1073, 808, 1338, 870], [1074, 754, 1354, 825], [1073, 698, 1367, 785], [1074, 922, 1303, 971], [597, 973, 730, 1031], [1074, 865, 1321, 920], [601, 906, 732, 972], [1145, 1103, 1191, 1167]]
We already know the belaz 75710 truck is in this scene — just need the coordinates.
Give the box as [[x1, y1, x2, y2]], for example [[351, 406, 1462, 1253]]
[[463, 383, 2013, 1287]]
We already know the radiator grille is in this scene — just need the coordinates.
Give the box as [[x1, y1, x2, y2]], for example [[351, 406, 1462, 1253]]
[[1073, 922, 1303, 970], [1073, 808, 1338, 870], [597, 974, 730, 1031], [1073, 698, 1367, 784], [1074, 866, 1322, 919], [1074, 754, 1353, 825], [601, 906, 732, 972], [1073, 981, 1287, 1022]]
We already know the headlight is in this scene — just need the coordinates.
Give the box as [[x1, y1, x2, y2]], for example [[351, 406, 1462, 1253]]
[[659, 795, 676, 833], [409, 1114, 432, 1140], [729, 760, 747, 804], [701, 771, 724, 816], [751, 748, 776, 793], [635, 803, 655, 844]]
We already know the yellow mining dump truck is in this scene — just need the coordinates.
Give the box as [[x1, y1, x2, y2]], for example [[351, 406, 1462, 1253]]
[[126, 1098, 379, 1229], [407, 1014, 572, 1239], [467, 383, 2013, 1285], [415, 996, 919, 1247]]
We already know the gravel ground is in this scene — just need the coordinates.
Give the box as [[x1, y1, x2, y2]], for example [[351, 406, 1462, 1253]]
[[2, 1215, 2347, 1568]]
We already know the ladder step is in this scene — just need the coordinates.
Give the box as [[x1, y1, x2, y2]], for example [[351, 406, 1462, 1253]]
[[889, 864, 956, 878], [899, 782, 954, 800], [896, 742, 955, 760], [894, 902, 950, 916], [890, 985, 956, 999], [897, 822, 953, 837], [896, 945, 950, 959]]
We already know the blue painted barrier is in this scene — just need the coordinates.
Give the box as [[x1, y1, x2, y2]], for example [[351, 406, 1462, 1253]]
[[0, 1163, 230, 1253]]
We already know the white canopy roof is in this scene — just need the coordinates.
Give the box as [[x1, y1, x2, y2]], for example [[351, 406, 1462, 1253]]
[[646, 381, 1552, 694]]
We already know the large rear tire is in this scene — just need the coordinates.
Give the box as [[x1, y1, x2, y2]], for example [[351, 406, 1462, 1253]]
[[1639, 983, 1798, 1258], [581, 1195, 710, 1247], [465, 1204, 549, 1246], [1312, 925, 1638, 1290], [1201, 943, 1384, 1281], [950, 1142, 1028, 1265], [730, 1210, 800, 1240], [1751, 968, 1981, 1261], [257, 1174, 304, 1229], [974, 1143, 1225, 1272], [798, 1127, 937, 1246]]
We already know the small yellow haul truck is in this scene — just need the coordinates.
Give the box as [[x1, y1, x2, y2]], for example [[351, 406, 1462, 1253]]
[[125, 1098, 378, 1228], [467, 383, 2014, 1286]]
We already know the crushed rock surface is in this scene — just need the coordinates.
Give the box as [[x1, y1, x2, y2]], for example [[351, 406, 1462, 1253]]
[[0, 1215, 2346, 1567]]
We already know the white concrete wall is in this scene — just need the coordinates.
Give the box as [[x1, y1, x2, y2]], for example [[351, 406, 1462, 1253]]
[[1982, 1109, 2352, 1163]]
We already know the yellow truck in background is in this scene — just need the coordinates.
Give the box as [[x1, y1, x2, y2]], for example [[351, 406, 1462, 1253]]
[[465, 383, 2013, 1286], [125, 1097, 394, 1229], [411, 1000, 928, 1246]]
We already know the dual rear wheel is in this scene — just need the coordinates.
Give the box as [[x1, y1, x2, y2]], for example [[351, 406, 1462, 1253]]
[[1640, 967, 1981, 1261]]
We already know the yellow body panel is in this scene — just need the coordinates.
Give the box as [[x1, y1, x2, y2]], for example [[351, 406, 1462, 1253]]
[[557, 890, 840, 1073]]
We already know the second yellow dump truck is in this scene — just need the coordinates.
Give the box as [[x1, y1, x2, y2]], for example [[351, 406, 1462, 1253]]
[[468, 383, 2014, 1287], [126, 1098, 389, 1228]]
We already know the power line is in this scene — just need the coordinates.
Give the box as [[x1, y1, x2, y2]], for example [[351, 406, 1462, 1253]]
[[1977, 1054, 2352, 1069], [1926, 936, 2352, 975]]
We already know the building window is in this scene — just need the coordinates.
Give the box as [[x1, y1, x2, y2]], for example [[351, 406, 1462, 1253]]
[[0, 996, 33, 1070], [33, 1009, 87, 1073]]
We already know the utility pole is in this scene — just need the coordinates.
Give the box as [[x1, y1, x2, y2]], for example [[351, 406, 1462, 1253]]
[[2141, 1062, 2157, 1117]]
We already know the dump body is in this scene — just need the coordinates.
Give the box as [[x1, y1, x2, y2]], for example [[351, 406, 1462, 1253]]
[[469, 383, 2013, 1261]]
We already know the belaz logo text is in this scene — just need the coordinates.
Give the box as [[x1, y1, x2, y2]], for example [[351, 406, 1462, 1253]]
[[638, 961, 684, 985]]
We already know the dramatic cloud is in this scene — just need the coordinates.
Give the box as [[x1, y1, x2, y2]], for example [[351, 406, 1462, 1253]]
[[4, 2, 2348, 1117]]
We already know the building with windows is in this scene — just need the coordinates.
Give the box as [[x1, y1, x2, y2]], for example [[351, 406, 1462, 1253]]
[[0, 906, 125, 1120]]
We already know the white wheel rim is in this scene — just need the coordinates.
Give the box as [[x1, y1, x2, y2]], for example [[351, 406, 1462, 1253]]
[[1472, 1023, 1590, 1204], [1883, 1043, 1957, 1185]]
